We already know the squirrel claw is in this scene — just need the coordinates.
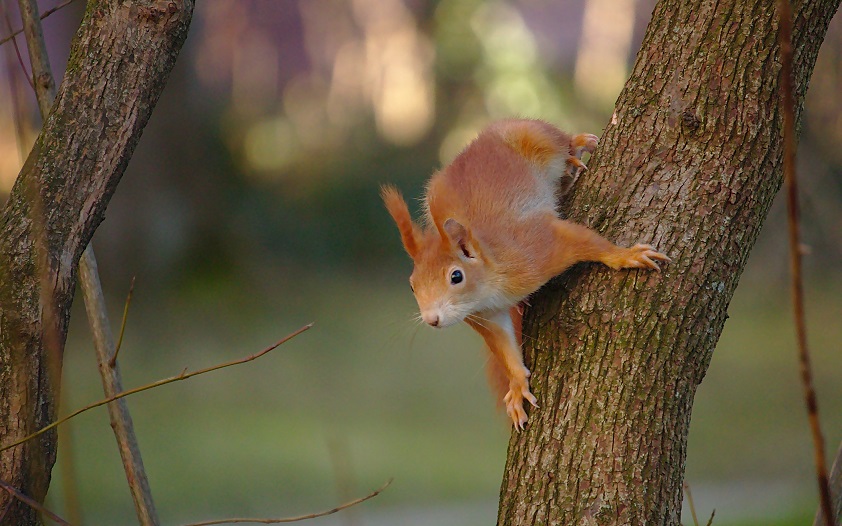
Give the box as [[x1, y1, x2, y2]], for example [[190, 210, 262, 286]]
[[526, 391, 539, 408], [504, 383, 538, 431], [571, 133, 599, 158], [621, 244, 671, 271]]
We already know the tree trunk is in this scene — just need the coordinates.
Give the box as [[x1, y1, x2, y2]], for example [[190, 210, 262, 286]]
[[497, 1, 839, 525], [0, 1, 193, 523]]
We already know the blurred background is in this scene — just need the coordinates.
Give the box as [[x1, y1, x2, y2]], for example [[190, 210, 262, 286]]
[[1, 0, 841, 524]]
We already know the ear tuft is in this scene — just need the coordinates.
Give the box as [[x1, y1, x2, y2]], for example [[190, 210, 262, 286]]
[[381, 184, 420, 260]]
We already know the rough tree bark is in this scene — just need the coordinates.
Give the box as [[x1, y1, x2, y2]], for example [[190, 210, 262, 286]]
[[497, 1, 840, 525], [0, 0, 193, 524]]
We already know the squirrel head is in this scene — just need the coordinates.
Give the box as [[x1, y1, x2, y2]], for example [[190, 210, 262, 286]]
[[381, 185, 496, 328]]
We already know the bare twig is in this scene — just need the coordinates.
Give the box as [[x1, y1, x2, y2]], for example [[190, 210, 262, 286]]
[[1, 0, 34, 89], [777, 2, 834, 526], [16, 0, 54, 113], [1, 3, 31, 161], [110, 275, 136, 367], [704, 509, 715, 526], [327, 434, 360, 526], [0, 479, 75, 526], [0, 0, 78, 46], [181, 478, 392, 526], [683, 482, 700, 526], [79, 249, 160, 526], [0, 324, 313, 453]]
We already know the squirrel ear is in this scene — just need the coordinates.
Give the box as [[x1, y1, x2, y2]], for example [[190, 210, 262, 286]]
[[381, 185, 421, 260], [443, 218, 480, 259]]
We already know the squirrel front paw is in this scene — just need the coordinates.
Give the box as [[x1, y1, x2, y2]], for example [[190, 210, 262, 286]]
[[503, 381, 539, 431], [611, 244, 672, 271]]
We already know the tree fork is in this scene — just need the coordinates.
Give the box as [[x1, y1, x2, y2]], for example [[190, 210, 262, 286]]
[[15, 0, 161, 521], [496, 1, 840, 525]]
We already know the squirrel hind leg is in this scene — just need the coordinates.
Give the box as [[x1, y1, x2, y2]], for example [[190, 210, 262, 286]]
[[559, 156, 586, 196]]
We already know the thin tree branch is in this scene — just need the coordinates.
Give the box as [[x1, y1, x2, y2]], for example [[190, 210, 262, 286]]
[[0, 323, 313, 454], [110, 275, 135, 367], [327, 434, 360, 526], [0, 479, 74, 526], [16, 0, 54, 113], [1, 2, 32, 162], [181, 478, 392, 526], [683, 482, 700, 526], [79, 249, 160, 526], [0, 0, 77, 46], [777, 2, 834, 526], [1, 0, 34, 90]]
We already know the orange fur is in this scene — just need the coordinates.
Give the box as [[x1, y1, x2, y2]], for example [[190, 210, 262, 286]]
[[570, 132, 598, 156], [476, 303, 523, 405], [380, 185, 420, 260], [499, 121, 564, 167], [481, 305, 524, 408], [381, 119, 670, 430]]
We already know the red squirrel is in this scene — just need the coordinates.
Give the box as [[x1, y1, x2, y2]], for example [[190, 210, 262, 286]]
[[381, 118, 670, 430]]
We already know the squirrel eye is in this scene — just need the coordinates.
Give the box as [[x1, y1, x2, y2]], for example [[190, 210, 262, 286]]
[[409, 282, 415, 293], [450, 269, 464, 285]]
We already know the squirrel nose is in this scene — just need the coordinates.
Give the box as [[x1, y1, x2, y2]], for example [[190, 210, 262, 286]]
[[422, 312, 440, 327]]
